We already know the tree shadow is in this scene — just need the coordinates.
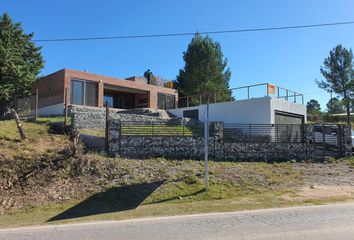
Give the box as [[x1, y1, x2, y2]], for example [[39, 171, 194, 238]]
[[47, 180, 165, 222]]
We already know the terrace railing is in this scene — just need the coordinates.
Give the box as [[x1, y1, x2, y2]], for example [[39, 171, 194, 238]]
[[177, 83, 304, 108]]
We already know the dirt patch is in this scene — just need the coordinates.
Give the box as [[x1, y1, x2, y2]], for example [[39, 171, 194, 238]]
[[298, 185, 354, 198], [294, 162, 354, 187]]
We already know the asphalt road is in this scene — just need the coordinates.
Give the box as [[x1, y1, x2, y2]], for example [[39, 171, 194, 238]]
[[1, 203, 354, 240]]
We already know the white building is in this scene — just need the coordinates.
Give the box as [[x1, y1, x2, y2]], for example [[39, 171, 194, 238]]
[[168, 96, 306, 124]]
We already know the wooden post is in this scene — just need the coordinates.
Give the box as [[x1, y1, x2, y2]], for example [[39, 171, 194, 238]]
[[105, 101, 110, 154], [34, 89, 39, 120], [64, 87, 68, 126], [10, 108, 28, 141]]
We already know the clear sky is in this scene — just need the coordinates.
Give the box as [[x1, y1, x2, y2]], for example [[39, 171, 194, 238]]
[[1, 0, 354, 109]]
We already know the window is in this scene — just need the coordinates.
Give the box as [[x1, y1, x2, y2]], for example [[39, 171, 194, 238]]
[[71, 80, 84, 105], [85, 82, 98, 106], [157, 93, 175, 109], [70, 79, 98, 106], [103, 95, 114, 107]]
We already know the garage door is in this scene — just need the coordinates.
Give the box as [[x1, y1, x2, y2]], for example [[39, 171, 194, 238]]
[[275, 111, 304, 124]]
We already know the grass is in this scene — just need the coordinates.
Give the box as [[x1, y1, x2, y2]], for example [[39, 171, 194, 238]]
[[1, 180, 353, 228], [0, 119, 49, 141], [1, 155, 354, 229], [0, 119, 68, 161], [34, 116, 71, 124], [1, 119, 354, 229]]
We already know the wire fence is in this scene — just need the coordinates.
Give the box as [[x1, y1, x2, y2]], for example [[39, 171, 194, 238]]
[[12, 91, 66, 119]]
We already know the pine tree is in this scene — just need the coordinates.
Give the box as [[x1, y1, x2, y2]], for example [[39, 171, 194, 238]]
[[176, 33, 232, 103], [0, 13, 44, 111], [316, 44, 354, 124], [307, 99, 321, 115]]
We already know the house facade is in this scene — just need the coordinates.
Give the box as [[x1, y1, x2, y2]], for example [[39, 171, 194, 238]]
[[31, 69, 178, 115]]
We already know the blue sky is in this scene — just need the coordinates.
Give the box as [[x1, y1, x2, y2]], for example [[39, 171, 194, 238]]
[[1, 0, 354, 110]]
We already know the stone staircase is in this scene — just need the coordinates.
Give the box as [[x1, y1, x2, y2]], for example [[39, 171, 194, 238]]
[[118, 108, 176, 119]]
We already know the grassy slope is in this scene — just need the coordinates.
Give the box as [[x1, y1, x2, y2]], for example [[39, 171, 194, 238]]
[[0, 118, 354, 228]]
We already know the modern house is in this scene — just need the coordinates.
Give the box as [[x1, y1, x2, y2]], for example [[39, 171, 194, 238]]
[[31, 70, 306, 126], [31, 69, 178, 115], [168, 84, 306, 125]]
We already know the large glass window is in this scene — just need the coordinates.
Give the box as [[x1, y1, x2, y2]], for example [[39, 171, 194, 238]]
[[71, 80, 84, 105], [85, 82, 98, 106], [70, 79, 98, 106], [157, 93, 175, 109]]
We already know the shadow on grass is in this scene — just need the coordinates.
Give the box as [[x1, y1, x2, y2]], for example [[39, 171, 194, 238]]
[[47, 180, 165, 222]]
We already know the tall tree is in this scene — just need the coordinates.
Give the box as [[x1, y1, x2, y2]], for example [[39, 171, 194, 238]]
[[307, 99, 321, 115], [0, 13, 44, 112], [175, 33, 232, 103], [326, 97, 345, 114], [316, 44, 354, 124]]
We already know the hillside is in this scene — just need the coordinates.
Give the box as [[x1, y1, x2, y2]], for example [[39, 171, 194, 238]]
[[0, 119, 354, 228]]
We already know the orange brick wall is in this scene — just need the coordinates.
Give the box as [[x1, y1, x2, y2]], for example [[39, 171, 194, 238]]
[[31, 70, 65, 108], [34, 68, 178, 109]]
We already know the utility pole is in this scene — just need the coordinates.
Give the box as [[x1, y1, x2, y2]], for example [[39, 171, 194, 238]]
[[204, 94, 210, 192]]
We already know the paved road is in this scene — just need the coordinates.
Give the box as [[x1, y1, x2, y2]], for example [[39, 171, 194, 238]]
[[1, 203, 354, 240]]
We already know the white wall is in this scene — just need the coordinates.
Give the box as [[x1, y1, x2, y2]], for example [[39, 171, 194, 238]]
[[168, 97, 306, 124], [31, 103, 64, 116], [168, 97, 272, 124], [270, 98, 307, 123]]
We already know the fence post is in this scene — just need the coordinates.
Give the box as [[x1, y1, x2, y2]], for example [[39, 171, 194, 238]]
[[34, 89, 39, 120], [266, 83, 269, 97], [277, 87, 280, 98], [105, 101, 110, 154], [64, 87, 68, 126], [187, 97, 189, 108], [286, 90, 289, 101], [322, 124, 325, 159]]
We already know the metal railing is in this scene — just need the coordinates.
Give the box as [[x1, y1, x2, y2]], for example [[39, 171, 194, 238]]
[[177, 83, 304, 108], [119, 121, 304, 143], [223, 123, 304, 143], [230, 83, 304, 104]]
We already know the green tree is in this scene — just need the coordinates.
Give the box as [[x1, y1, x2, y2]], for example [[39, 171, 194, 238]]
[[0, 13, 44, 111], [175, 33, 232, 103], [316, 44, 354, 124], [307, 99, 321, 115], [326, 97, 345, 114]]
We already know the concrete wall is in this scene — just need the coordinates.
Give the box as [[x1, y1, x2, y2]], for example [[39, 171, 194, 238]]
[[168, 97, 272, 124], [168, 97, 306, 124], [270, 97, 307, 123], [30, 103, 64, 116]]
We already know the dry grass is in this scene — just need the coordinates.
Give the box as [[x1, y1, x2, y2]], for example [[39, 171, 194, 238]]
[[1, 119, 354, 228]]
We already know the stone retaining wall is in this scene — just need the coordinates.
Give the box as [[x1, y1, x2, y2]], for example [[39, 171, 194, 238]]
[[108, 121, 353, 161], [70, 105, 171, 129]]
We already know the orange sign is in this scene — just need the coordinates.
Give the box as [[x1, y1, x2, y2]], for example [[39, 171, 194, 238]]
[[268, 84, 275, 95]]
